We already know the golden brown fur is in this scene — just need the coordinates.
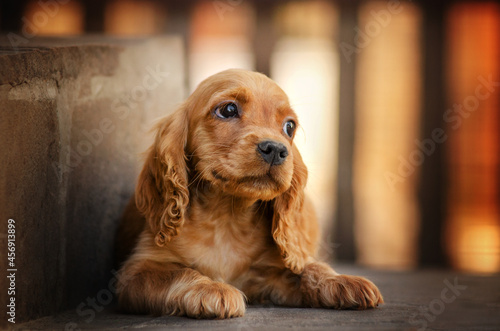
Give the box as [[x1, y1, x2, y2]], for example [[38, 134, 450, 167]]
[[115, 69, 383, 319]]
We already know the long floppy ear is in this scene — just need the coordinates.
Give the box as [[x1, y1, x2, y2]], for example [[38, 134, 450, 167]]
[[135, 106, 189, 247], [272, 143, 311, 274]]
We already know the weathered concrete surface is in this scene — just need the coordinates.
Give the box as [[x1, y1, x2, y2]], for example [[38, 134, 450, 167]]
[[10, 265, 500, 330], [0, 36, 185, 325]]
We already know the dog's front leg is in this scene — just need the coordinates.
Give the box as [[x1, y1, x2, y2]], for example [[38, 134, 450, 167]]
[[242, 262, 383, 309], [117, 261, 246, 319]]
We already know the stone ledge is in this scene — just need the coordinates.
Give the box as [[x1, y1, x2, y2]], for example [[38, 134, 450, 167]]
[[0, 35, 185, 325]]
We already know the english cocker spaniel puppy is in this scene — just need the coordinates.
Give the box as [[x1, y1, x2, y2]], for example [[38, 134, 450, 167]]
[[115, 69, 383, 319]]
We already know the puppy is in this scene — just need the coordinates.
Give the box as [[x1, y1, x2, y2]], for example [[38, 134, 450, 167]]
[[115, 69, 383, 319]]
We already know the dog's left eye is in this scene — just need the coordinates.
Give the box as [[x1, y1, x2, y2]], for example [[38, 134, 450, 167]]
[[215, 102, 239, 119], [283, 120, 296, 137]]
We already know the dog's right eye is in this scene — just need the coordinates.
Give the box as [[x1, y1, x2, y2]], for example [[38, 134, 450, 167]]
[[215, 102, 239, 119]]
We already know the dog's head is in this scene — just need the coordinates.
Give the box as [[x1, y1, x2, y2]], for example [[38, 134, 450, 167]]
[[136, 69, 309, 272], [186, 69, 302, 200]]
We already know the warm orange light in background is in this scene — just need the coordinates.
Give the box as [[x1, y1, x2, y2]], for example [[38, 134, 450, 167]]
[[445, 3, 500, 274], [189, 1, 255, 91], [274, 0, 337, 39], [105, 0, 166, 36], [16, 0, 499, 273], [24, 0, 83, 35], [354, 1, 422, 269], [271, 1, 339, 254]]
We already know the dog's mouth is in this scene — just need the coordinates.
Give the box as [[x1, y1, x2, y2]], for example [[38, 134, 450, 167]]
[[211, 170, 277, 185], [208, 166, 291, 199]]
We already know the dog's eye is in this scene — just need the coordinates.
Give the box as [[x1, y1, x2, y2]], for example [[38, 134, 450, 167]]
[[215, 102, 239, 119], [283, 120, 296, 137]]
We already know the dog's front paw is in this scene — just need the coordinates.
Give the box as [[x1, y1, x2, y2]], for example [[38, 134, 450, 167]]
[[324, 274, 383, 309], [180, 282, 246, 319], [301, 263, 383, 309]]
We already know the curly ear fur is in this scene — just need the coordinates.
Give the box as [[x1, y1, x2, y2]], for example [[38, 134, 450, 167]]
[[135, 106, 189, 246], [272, 144, 312, 274]]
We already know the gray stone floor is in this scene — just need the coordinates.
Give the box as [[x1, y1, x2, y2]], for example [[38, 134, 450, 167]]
[[12, 265, 500, 330]]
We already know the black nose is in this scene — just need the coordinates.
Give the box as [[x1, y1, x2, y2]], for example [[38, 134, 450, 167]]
[[257, 140, 289, 166]]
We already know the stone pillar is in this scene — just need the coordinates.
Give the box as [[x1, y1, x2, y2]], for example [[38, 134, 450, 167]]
[[0, 36, 185, 324]]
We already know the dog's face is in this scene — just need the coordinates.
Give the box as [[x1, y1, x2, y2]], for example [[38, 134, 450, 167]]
[[185, 69, 299, 200]]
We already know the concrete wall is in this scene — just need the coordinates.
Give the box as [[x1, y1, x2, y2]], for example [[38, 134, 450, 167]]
[[0, 36, 185, 325]]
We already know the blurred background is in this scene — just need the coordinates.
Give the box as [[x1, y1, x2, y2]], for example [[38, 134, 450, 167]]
[[1, 0, 499, 274]]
